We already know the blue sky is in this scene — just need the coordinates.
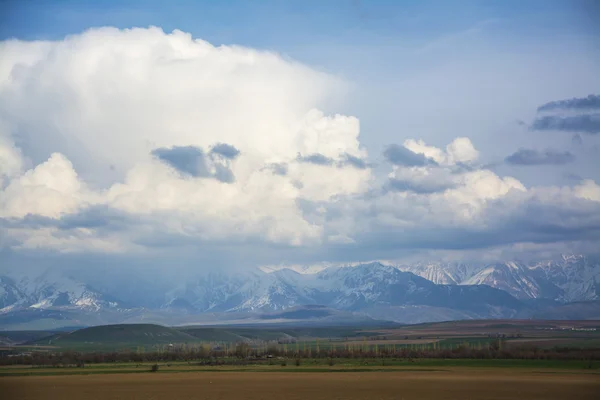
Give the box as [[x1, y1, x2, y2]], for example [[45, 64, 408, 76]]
[[2, 1, 599, 41], [0, 1, 599, 270]]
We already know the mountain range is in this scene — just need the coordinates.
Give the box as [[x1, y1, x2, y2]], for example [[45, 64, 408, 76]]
[[1, 255, 599, 329], [395, 254, 599, 302]]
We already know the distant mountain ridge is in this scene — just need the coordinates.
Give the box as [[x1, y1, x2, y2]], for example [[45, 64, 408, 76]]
[[0, 270, 125, 313], [159, 263, 522, 316], [395, 255, 600, 302], [1, 255, 599, 329]]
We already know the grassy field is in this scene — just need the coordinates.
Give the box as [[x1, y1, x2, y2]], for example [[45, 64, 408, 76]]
[[3, 319, 599, 355], [2, 368, 599, 400], [4, 320, 598, 399]]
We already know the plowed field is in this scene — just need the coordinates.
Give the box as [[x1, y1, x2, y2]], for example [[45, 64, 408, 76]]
[[2, 369, 599, 400]]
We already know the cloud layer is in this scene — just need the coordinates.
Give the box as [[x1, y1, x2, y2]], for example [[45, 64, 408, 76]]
[[532, 94, 600, 135], [1, 28, 600, 269], [537, 94, 600, 112], [532, 114, 600, 135], [505, 148, 575, 166]]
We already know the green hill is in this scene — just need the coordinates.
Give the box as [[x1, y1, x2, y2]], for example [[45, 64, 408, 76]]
[[22, 323, 394, 352], [179, 326, 381, 342], [180, 327, 250, 342], [29, 324, 200, 351]]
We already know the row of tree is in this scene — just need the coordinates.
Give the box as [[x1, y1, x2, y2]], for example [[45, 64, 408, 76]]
[[1, 340, 598, 366]]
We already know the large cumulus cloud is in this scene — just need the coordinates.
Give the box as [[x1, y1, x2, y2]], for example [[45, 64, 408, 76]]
[[1, 27, 600, 268], [0, 27, 369, 250]]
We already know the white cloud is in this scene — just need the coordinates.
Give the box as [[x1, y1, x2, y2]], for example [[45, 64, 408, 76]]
[[0, 27, 368, 250], [0, 27, 347, 182], [12, 227, 131, 254], [0, 139, 22, 187], [403, 138, 447, 165], [403, 137, 479, 166], [0, 27, 599, 262], [0, 153, 89, 218], [446, 137, 479, 165], [574, 179, 600, 202]]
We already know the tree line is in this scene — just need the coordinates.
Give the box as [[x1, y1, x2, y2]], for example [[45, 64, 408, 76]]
[[1, 340, 598, 366]]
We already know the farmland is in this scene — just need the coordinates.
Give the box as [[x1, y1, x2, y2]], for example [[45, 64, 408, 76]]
[[2, 319, 600, 399], [2, 320, 599, 370], [2, 368, 599, 400], [3, 319, 599, 355]]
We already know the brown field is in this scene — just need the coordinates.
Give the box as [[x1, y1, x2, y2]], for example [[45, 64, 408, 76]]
[[2, 369, 599, 400], [506, 338, 570, 344], [374, 319, 600, 336], [344, 338, 440, 345]]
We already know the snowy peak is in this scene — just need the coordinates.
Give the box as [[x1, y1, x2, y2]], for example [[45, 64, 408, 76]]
[[462, 262, 542, 300], [1, 254, 598, 324], [0, 270, 124, 313], [396, 255, 599, 302], [158, 262, 517, 315], [164, 269, 316, 313], [530, 254, 600, 302], [395, 263, 476, 284]]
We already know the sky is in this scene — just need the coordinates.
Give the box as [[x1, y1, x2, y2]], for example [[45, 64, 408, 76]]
[[0, 0, 599, 274]]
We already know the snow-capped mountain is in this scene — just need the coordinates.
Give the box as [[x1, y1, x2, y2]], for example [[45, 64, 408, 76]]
[[461, 262, 548, 300], [530, 255, 600, 302], [1, 262, 520, 316], [395, 255, 599, 302], [1, 255, 598, 329], [164, 269, 317, 312], [395, 263, 480, 285], [0, 269, 124, 313]]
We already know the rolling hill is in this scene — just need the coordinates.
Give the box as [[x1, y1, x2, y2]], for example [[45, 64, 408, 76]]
[[28, 324, 200, 350]]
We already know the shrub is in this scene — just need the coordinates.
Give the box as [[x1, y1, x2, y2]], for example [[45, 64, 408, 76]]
[[280, 360, 287, 367], [150, 364, 159, 372], [328, 358, 335, 366], [295, 358, 301, 366]]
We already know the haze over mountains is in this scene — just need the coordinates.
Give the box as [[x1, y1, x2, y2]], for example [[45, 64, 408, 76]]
[[1, 254, 598, 330]]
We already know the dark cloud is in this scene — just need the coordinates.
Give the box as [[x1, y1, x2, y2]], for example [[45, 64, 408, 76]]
[[531, 114, 600, 134], [210, 143, 240, 160], [388, 178, 453, 194], [0, 206, 135, 232], [341, 153, 369, 169], [537, 94, 600, 112], [266, 162, 288, 176], [505, 148, 576, 166], [151, 145, 235, 183], [319, 193, 600, 258], [383, 144, 434, 166], [0, 214, 56, 230], [213, 164, 235, 183], [572, 134, 583, 145], [4, 193, 600, 269], [151, 146, 209, 177], [57, 206, 135, 230], [297, 153, 334, 166], [296, 153, 369, 169]]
